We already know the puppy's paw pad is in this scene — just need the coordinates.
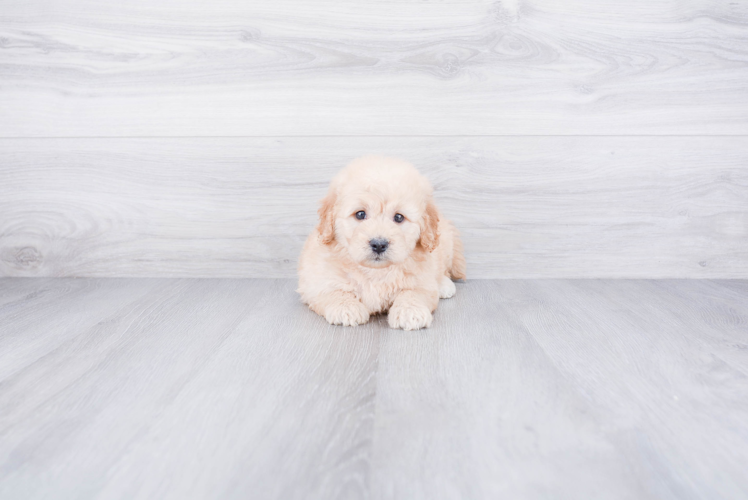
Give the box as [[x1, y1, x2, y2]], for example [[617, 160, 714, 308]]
[[388, 305, 432, 331], [438, 277, 456, 299], [325, 300, 369, 326]]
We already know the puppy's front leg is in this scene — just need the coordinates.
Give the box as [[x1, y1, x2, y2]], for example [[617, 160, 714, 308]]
[[310, 290, 370, 327], [388, 289, 439, 331]]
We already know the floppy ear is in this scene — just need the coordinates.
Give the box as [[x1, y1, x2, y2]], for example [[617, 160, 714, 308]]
[[418, 199, 440, 252], [317, 191, 337, 244]]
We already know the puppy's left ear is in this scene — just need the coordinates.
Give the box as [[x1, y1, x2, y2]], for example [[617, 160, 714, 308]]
[[419, 199, 440, 253], [317, 191, 337, 244]]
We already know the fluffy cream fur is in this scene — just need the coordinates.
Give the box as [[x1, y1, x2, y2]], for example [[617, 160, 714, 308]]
[[297, 156, 466, 330]]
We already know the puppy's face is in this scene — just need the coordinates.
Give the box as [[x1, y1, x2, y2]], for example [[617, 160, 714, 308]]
[[317, 158, 440, 268], [335, 192, 421, 268]]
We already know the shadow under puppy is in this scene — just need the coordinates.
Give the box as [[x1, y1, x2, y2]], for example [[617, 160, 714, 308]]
[[297, 156, 465, 330]]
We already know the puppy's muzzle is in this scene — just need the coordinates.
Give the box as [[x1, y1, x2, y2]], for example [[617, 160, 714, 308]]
[[369, 238, 389, 255]]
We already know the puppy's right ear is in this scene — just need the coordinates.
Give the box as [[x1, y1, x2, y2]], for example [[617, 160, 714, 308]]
[[317, 191, 336, 244]]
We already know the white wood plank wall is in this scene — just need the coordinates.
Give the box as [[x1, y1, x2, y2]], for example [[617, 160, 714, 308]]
[[1, 0, 747, 278]]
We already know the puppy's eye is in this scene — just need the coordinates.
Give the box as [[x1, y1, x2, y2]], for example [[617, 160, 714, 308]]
[[393, 213, 404, 223], [355, 211, 366, 220]]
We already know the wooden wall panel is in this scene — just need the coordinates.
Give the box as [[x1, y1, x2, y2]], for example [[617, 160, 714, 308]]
[[1, 137, 746, 278], [1, 0, 746, 277], [1, 0, 747, 136]]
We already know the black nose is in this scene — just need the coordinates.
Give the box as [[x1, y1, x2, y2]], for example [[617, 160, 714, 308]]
[[369, 238, 389, 255]]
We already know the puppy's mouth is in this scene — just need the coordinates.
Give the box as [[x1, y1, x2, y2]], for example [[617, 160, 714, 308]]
[[363, 253, 391, 267]]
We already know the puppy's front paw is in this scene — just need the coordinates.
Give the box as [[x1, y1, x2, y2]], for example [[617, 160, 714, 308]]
[[388, 304, 433, 331], [324, 299, 370, 327]]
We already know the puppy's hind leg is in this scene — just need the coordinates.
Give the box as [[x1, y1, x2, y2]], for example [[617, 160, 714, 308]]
[[309, 290, 370, 326], [449, 232, 466, 281], [438, 275, 456, 299]]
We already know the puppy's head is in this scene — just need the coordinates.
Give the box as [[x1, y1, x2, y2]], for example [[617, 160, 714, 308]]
[[317, 156, 439, 268]]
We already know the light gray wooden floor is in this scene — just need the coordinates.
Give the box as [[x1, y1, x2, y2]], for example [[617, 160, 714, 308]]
[[1, 278, 747, 499]]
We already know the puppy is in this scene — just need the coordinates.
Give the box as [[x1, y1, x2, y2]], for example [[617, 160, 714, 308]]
[[297, 156, 465, 330]]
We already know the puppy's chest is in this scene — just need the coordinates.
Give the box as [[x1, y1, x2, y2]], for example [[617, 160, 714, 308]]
[[351, 270, 410, 313]]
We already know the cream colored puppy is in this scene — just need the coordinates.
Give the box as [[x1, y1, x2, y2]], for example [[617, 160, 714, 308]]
[[297, 156, 465, 330]]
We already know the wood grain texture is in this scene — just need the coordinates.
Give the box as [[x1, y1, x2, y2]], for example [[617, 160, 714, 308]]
[[1, 0, 747, 136], [0, 278, 747, 499], [371, 279, 748, 499], [1, 136, 746, 278], [0, 278, 379, 500]]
